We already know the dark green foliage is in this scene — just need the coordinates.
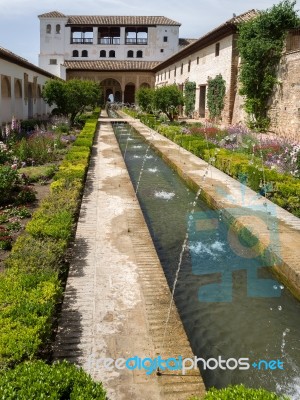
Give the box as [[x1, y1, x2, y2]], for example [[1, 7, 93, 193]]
[[189, 384, 289, 399], [207, 74, 226, 120], [184, 81, 196, 117], [0, 360, 107, 399], [0, 167, 18, 205], [136, 87, 155, 113], [154, 84, 184, 121], [42, 79, 101, 125], [237, 0, 300, 131]]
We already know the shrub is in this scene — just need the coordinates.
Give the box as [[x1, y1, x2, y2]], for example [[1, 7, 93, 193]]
[[5, 234, 67, 273], [15, 186, 37, 205], [0, 269, 61, 368], [0, 360, 106, 399], [0, 227, 13, 250], [26, 209, 73, 241], [189, 384, 289, 399], [0, 114, 98, 370], [0, 167, 18, 205]]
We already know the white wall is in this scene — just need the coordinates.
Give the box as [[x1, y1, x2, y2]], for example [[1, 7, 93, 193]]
[[155, 34, 234, 119], [39, 16, 180, 77], [0, 58, 52, 126]]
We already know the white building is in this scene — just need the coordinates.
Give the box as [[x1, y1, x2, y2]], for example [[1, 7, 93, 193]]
[[0, 46, 54, 126], [153, 10, 257, 123], [38, 11, 181, 78]]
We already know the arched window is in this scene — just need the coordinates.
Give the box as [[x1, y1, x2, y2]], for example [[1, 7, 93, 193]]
[[14, 79, 22, 98], [127, 50, 134, 58], [56, 24, 61, 34], [1, 76, 11, 97], [109, 50, 115, 58], [72, 50, 79, 57], [46, 24, 51, 34], [136, 50, 143, 58], [82, 50, 88, 57], [100, 50, 106, 58]]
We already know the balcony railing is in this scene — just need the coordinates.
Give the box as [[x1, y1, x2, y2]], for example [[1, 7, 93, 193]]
[[98, 37, 121, 45], [71, 38, 93, 44], [125, 38, 148, 45]]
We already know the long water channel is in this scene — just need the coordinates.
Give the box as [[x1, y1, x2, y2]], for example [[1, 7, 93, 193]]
[[112, 121, 300, 399]]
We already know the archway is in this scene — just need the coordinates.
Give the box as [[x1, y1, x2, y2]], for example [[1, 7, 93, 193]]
[[124, 83, 135, 104], [28, 83, 33, 119], [14, 79, 23, 119], [140, 82, 150, 89], [115, 91, 121, 102], [100, 78, 121, 104], [1, 76, 11, 123]]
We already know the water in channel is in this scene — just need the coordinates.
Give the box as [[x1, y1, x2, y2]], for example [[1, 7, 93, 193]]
[[113, 122, 300, 399]]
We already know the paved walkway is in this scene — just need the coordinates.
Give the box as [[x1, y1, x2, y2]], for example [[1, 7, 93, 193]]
[[54, 112, 205, 399]]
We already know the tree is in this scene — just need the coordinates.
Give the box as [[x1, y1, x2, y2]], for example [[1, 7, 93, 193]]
[[135, 87, 155, 113], [237, 0, 300, 131], [154, 85, 184, 121], [42, 79, 101, 125], [184, 81, 196, 118]]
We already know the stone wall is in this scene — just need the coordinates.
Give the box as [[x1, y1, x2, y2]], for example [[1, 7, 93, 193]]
[[268, 50, 300, 141], [232, 50, 300, 139]]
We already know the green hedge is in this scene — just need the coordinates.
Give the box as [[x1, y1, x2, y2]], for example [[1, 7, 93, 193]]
[[0, 112, 99, 369], [0, 360, 106, 399], [157, 125, 300, 217], [189, 384, 289, 399]]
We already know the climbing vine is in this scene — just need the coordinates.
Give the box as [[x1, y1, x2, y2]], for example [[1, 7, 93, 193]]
[[184, 81, 196, 117], [237, 0, 300, 131], [207, 74, 226, 121]]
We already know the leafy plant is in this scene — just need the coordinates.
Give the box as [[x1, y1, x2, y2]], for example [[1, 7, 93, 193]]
[[184, 81, 196, 117], [15, 187, 37, 205], [0, 227, 13, 250], [42, 79, 101, 125], [0, 360, 107, 399], [189, 384, 289, 399], [207, 74, 226, 121], [135, 87, 155, 113], [154, 84, 184, 121], [0, 167, 18, 205], [237, 0, 300, 131]]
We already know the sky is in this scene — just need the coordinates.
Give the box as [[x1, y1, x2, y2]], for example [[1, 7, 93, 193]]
[[0, 0, 299, 66]]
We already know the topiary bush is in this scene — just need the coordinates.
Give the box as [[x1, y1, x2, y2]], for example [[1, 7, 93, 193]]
[[0, 360, 107, 399]]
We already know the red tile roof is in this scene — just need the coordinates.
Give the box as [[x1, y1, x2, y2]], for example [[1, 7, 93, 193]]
[[0, 46, 56, 78], [38, 12, 180, 26], [64, 60, 160, 71]]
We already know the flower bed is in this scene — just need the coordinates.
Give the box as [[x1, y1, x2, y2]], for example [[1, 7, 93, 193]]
[[0, 110, 99, 369], [154, 123, 300, 217]]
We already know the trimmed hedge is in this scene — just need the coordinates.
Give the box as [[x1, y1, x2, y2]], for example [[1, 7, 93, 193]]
[[158, 125, 300, 217], [189, 384, 289, 399], [0, 360, 106, 399], [0, 111, 99, 369]]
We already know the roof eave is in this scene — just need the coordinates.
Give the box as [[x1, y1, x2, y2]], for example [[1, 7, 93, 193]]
[[0, 52, 56, 79]]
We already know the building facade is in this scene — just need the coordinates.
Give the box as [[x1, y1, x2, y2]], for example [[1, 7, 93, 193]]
[[38, 11, 181, 78], [153, 10, 257, 124], [0, 47, 54, 127]]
